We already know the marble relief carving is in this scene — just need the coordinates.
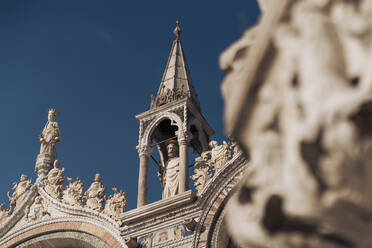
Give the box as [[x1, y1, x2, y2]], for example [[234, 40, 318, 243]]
[[190, 153, 212, 196], [83, 174, 106, 211], [26, 196, 49, 221], [62, 177, 84, 207], [191, 140, 235, 195], [103, 187, 127, 220], [7, 174, 32, 208], [45, 160, 65, 200]]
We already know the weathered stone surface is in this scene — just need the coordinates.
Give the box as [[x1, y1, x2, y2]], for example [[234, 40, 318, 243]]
[[221, 0, 372, 247]]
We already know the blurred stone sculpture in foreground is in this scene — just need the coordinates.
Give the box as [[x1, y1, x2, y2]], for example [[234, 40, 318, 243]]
[[221, 0, 372, 247]]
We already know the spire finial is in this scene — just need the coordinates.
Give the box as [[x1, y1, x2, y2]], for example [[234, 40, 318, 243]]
[[173, 20, 182, 40]]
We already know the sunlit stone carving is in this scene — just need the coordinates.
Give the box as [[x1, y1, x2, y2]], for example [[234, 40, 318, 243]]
[[208, 140, 231, 172], [190, 152, 212, 195], [62, 177, 84, 207], [83, 174, 105, 211], [7, 174, 31, 208], [163, 141, 181, 199], [0, 203, 13, 224], [26, 196, 49, 221], [103, 187, 127, 220], [45, 160, 65, 200], [35, 109, 61, 177]]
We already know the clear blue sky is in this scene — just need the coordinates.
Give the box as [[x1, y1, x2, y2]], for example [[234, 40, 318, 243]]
[[0, 0, 259, 210]]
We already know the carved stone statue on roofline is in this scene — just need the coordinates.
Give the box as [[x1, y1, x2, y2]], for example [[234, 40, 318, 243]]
[[162, 140, 181, 199], [7, 174, 32, 208], [83, 174, 105, 211], [103, 187, 127, 220], [35, 109, 61, 177], [45, 160, 65, 200], [190, 152, 212, 196], [62, 177, 84, 207], [208, 140, 231, 172], [0, 203, 13, 224]]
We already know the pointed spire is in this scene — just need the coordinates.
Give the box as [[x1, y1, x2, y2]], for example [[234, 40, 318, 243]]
[[153, 21, 200, 110]]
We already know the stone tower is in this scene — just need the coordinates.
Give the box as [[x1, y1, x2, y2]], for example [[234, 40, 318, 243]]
[[135, 21, 214, 207]]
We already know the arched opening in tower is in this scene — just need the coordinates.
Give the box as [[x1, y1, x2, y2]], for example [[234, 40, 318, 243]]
[[148, 118, 179, 201]]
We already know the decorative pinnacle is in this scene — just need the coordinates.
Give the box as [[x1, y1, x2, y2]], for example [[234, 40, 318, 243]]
[[173, 20, 182, 40]]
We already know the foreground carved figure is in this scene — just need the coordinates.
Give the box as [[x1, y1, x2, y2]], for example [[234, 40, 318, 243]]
[[221, 0, 372, 247], [83, 174, 105, 211]]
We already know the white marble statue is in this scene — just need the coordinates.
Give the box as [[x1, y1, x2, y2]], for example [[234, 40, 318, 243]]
[[45, 160, 65, 200], [190, 152, 212, 196], [7, 174, 32, 208], [27, 196, 49, 221], [103, 187, 127, 220], [83, 174, 105, 211], [39, 109, 60, 157], [62, 177, 84, 207], [208, 140, 231, 172], [162, 141, 180, 199]]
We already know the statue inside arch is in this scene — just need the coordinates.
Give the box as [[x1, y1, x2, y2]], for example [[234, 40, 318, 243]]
[[162, 140, 181, 199]]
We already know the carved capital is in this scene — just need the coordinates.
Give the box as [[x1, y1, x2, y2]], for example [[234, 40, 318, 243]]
[[138, 145, 153, 158], [177, 132, 189, 145]]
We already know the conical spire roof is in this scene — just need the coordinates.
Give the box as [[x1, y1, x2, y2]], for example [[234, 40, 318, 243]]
[[154, 21, 200, 109]]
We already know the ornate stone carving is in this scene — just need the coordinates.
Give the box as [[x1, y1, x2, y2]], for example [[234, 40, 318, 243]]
[[45, 160, 65, 200], [7, 174, 31, 208], [62, 177, 84, 206], [103, 187, 127, 220], [125, 237, 138, 248], [0, 203, 13, 224], [138, 145, 153, 158], [35, 109, 61, 177], [140, 234, 152, 247], [190, 152, 212, 196], [83, 174, 105, 211], [26, 196, 49, 221], [229, 140, 242, 157], [162, 141, 181, 199], [184, 217, 197, 231], [208, 140, 231, 172]]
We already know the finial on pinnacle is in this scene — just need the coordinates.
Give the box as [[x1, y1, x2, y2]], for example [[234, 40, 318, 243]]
[[173, 20, 182, 40]]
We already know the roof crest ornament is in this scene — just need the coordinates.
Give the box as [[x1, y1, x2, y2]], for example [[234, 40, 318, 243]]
[[173, 20, 182, 40]]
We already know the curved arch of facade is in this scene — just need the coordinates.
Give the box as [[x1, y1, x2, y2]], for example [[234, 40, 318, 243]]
[[193, 158, 247, 248], [142, 112, 184, 146], [1, 221, 123, 248]]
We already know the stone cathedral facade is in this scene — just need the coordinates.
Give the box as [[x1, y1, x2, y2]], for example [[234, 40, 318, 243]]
[[0, 22, 249, 248]]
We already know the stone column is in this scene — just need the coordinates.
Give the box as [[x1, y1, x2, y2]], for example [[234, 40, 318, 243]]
[[178, 135, 189, 193], [137, 145, 153, 207]]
